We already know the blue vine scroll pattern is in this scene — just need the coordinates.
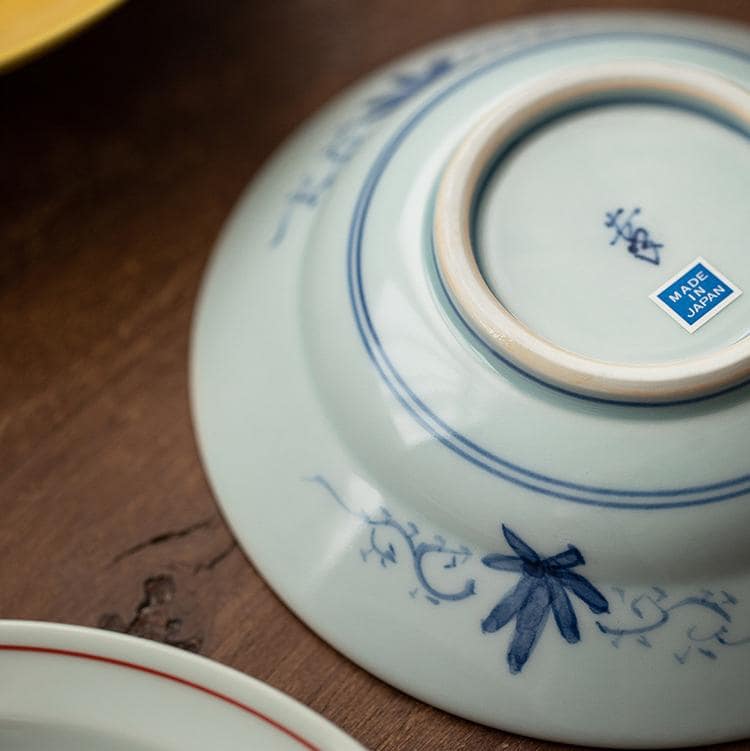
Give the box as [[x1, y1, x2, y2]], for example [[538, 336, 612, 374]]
[[307, 475, 475, 604], [311, 475, 750, 674], [271, 57, 455, 247], [597, 587, 750, 665], [481, 525, 609, 674]]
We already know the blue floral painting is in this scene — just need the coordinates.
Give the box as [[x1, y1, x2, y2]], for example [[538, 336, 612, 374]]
[[481, 525, 609, 673], [312, 475, 750, 675]]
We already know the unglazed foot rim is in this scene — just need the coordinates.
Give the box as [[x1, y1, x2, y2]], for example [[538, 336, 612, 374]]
[[434, 61, 750, 403]]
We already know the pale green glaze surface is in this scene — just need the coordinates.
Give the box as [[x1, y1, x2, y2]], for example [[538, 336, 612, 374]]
[[191, 12, 750, 747]]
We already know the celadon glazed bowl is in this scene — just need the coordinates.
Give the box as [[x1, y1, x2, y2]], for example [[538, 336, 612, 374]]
[[191, 12, 750, 749]]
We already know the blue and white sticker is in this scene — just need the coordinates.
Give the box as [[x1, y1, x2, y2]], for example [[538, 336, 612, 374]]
[[650, 257, 742, 333]]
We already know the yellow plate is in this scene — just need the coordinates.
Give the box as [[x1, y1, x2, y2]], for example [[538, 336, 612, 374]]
[[0, 0, 124, 72]]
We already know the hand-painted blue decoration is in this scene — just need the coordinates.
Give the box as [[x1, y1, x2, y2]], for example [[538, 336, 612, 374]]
[[364, 58, 454, 120], [604, 207, 663, 265], [313, 477, 749, 671], [308, 475, 475, 603], [597, 586, 750, 664], [481, 525, 608, 674], [271, 56, 456, 247]]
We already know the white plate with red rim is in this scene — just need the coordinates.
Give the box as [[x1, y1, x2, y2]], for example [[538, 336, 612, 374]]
[[0, 621, 365, 751]]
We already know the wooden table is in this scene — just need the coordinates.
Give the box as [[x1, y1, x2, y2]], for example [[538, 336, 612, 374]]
[[2, 1, 749, 748]]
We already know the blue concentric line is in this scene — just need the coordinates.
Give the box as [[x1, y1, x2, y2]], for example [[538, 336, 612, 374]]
[[347, 29, 750, 509]]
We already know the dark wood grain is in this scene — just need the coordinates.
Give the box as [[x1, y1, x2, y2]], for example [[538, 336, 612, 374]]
[[1, 1, 749, 749]]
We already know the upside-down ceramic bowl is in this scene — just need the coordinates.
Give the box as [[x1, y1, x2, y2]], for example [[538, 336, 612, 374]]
[[191, 12, 750, 748]]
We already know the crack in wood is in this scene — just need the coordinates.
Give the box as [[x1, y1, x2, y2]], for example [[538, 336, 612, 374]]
[[193, 540, 238, 573], [111, 515, 217, 564]]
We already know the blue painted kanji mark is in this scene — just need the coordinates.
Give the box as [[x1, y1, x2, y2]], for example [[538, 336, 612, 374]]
[[604, 207, 663, 265]]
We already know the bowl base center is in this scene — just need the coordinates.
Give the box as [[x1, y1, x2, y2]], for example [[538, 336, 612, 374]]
[[474, 100, 750, 364]]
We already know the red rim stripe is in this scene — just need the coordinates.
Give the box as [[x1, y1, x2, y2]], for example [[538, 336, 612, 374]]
[[0, 644, 321, 751]]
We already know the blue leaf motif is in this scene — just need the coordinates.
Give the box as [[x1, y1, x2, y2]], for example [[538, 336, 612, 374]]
[[482, 526, 608, 674], [508, 582, 551, 674], [482, 577, 537, 634], [555, 570, 609, 614], [481, 553, 524, 573], [502, 524, 540, 562], [546, 546, 585, 570], [547, 577, 580, 644]]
